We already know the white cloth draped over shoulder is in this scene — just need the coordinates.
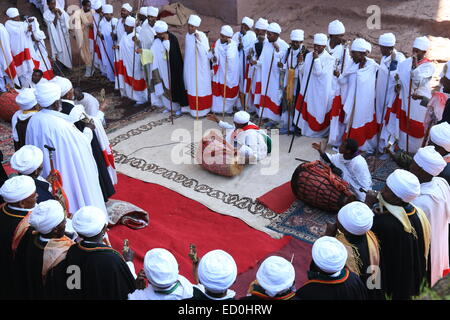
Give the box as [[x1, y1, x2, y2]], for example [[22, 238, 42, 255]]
[[232, 31, 257, 105], [99, 17, 118, 82], [28, 18, 54, 81], [0, 23, 19, 86], [43, 8, 72, 69]]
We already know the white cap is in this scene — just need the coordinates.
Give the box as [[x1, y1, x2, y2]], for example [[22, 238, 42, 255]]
[[15, 88, 37, 111], [10, 145, 43, 175], [290, 29, 304, 42], [314, 33, 328, 46], [92, 0, 102, 10], [379, 33, 396, 47], [312, 236, 348, 274], [121, 3, 132, 12], [413, 36, 430, 51], [242, 17, 254, 29], [256, 256, 295, 297], [430, 122, 450, 152], [139, 7, 148, 15], [125, 16, 136, 27], [147, 6, 159, 17], [267, 22, 281, 34], [233, 111, 250, 124], [0, 175, 36, 203], [255, 18, 269, 31], [72, 206, 107, 238], [220, 25, 233, 38], [338, 202, 374, 236], [413, 146, 447, 177], [154, 20, 168, 33], [144, 248, 179, 288], [35, 82, 61, 108], [6, 8, 20, 18], [198, 250, 237, 293], [188, 14, 201, 27], [328, 20, 345, 35], [102, 4, 113, 14], [386, 169, 421, 203], [351, 38, 367, 52], [365, 40, 372, 53], [29, 200, 65, 235], [51, 76, 73, 97]]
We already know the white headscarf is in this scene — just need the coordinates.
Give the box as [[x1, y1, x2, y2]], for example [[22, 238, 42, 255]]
[[220, 25, 233, 38], [430, 122, 450, 152], [15, 88, 37, 111], [413, 36, 430, 51], [29, 200, 65, 235], [139, 7, 148, 15], [338, 201, 374, 235], [255, 18, 268, 31], [92, 0, 102, 10], [147, 6, 159, 18], [234, 111, 250, 124], [242, 17, 254, 29], [51, 76, 73, 97], [256, 256, 295, 297], [386, 169, 421, 203], [154, 20, 168, 33], [351, 38, 367, 52], [72, 206, 107, 238], [6, 8, 20, 18], [102, 4, 113, 14], [10, 145, 43, 175], [198, 250, 237, 293], [314, 33, 328, 46], [328, 20, 345, 35], [144, 248, 179, 287], [35, 82, 61, 108], [267, 22, 281, 34], [312, 236, 348, 274], [413, 146, 447, 176], [290, 29, 304, 42], [0, 175, 36, 203], [121, 3, 132, 12], [379, 33, 396, 47], [125, 16, 136, 28]]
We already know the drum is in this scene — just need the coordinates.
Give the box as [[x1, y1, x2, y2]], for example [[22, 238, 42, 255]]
[[0, 90, 20, 122], [291, 160, 356, 212]]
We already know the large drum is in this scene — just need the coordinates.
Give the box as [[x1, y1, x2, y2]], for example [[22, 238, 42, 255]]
[[196, 130, 244, 177], [0, 90, 20, 122], [291, 160, 356, 212]]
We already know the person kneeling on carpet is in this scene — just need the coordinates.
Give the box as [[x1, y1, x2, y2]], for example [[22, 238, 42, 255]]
[[207, 111, 269, 163], [128, 248, 194, 300], [242, 256, 299, 300]]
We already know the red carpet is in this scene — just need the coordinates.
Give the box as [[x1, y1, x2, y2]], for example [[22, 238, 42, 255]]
[[108, 174, 290, 283], [257, 182, 296, 214]]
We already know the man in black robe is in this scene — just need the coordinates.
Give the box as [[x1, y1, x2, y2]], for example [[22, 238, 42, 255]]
[[0, 175, 37, 299], [12, 88, 40, 151], [366, 169, 431, 300], [64, 206, 137, 299], [296, 236, 368, 300]]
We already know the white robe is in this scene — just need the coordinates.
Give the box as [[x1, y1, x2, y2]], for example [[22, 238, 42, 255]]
[[43, 9, 72, 69], [128, 275, 193, 300], [412, 177, 450, 286], [91, 12, 103, 73], [328, 153, 372, 201], [0, 23, 19, 90], [5, 20, 35, 82], [247, 38, 268, 114], [99, 17, 118, 82], [25, 109, 106, 214], [183, 31, 212, 117], [211, 39, 240, 114], [28, 18, 54, 81], [295, 50, 336, 137]]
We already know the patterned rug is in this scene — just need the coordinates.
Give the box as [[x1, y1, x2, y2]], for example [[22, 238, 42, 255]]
[[0, 120, 14, 163]]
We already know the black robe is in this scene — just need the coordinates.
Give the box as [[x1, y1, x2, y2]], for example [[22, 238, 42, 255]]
[[62, 241, 136, 300], [0, 205, 30, 299], [34, 178, 55, 203], [185, 286, 235, 300], [60, 101, 115, 202], [296, 268, 368, 300], [371, 204, 428, 300], [168, 32, 188, 106], [14, 117, 32, 151], [439, 98, 450, 124]]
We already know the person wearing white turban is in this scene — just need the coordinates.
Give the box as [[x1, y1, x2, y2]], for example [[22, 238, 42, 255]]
[[0, 175, 36, 206], [114, 2, 133, 44], [183, 14, 212, 117], [370, 168, 431, 299], [193, 249, 237, 300], [128, 248, 194, 300], [11, 89, 39, 150], [392, 36, 435, 154], [98, 5, 118, 82], [376, 33, 406, 153], [29, 199, 66, 236], [328, 20, 345, 35], [410, 146, 450, 286], [429, 122, 450, 159], [26, 82, 107, 215], [90, 0, 105, 78], [296, 236, 369, 300], [207, 110, 268, 161]]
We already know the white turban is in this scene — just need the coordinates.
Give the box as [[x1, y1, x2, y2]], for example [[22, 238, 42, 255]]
[[220, 25, 233, 38], [6, 8, 19, 18], [144, 248, 179, 287], [413, 146, 447, 177], [10, 145, 43, 175], [121, 3, 132, 12], [29, 200, 65, 235], [312, 236, 348, 274], [290, 29, 304, 42], [314, 33, 328, 46], [364, 40, 372, 53], [255, 18, 268, 31], [35, 82, 61, 108], [102, 4, 113, 14], [379, 33, 396, 47], [351, 38, 367, 52], [154, 20, 168, 33], [386, 169, 421, 203], [51, 76, 73, 97], [338, 202, 374, 236], [15, 88, 37, 111], [413, 36, 430, 51], [72, 206, 107, 238], [234, 111, 250, 124], [198, 250, 237, 293], [328, 20, 345, 35], [188, 14, 201, 27], [125, 16, 136, 28], [0, 175, 36, 203], [256, 256, 295, 297], [147, 6, 159, 18], [430, 122, 450, 152], [267, 22, 281, 34], [139, 7, 148, 15], [242, 17, 254, 29], [92, 0, 102, 10]]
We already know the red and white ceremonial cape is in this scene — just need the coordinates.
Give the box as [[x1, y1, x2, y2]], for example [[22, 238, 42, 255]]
[[4, 20, 35, 79], [28, 18, 54, 81], [90, 12, 103, 73], [0, 23, 18, 86], [43, 9, 72, 69], [99, 17, 118, 82], [247, 38, 268, 114]]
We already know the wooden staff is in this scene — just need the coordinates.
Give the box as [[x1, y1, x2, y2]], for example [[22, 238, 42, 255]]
[[166, 49, 174, 125], [222, 55, 228, 122], [0, 40, 16, 85], [131, 0, 143, 101], [406, 57, 416, 154], [112, 23, 122, 95], [56, 11, 73, 63], [195, 32, 199, 120], [346, 78, 358, 139], [243, 48, 255, 112], [258, 46, 275, 127], [90, 15, 101, 76]]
